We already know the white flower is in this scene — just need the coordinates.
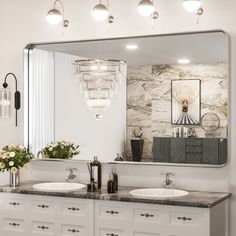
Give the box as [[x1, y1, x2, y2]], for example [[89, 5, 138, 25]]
[[0, 162, 5, 169], [23, 163, 30, 170], [9, 161, 14, 166], [10, 167, 18, 174], [49, 147, 53, 151], [18, 145, 24, 150], [9, 152, 16, 158], [8, 144, 18, 148]]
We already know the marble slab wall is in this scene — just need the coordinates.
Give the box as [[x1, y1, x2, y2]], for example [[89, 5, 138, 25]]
[[126, 63, 228, 161]]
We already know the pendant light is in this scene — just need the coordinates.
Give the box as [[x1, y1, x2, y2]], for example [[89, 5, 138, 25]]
[[92, 0, 109, 21], [137, 0, 155, 17], [0, 73, 21, 127], [46, 0, 69, 27], [183, 0, 201, 13]]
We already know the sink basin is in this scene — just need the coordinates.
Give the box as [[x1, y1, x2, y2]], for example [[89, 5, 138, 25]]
[[33, 182, 86, 191], [129, 188, 189, 199]]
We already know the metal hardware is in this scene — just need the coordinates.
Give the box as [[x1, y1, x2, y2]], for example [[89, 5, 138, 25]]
[[161, 172, 175, 188], [177, 216, 192, 221], [9, 222, 20, 227], [66, 168, 78, 182], [68, 229, 80, 233], [140, 213, 154, 218], [37, 204, 49, 208], [105, 210, 119, 215], [68, 207, 80, 211], [106, 234, 118, 236], [37, 225, 49, 230], [9, 202, 20, 206]]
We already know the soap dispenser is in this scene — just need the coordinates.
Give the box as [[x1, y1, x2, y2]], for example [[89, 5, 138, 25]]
[[112, 168, 118, 191], [90, 156, 102, 189]]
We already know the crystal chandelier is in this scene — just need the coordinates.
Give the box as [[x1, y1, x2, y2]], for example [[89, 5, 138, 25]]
[[73, 59, 125, 115]]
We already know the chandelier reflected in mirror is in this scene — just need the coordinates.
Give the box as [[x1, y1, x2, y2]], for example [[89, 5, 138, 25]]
[[73, 59, 126, 118]]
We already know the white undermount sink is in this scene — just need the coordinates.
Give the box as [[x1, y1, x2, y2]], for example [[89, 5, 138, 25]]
[[33, 182, 86, 191], [129, 188, 189, 199]]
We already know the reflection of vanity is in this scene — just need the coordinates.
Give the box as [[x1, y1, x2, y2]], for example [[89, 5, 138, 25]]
[[0, 184, 231, 236], [153, 137, 227, 165]]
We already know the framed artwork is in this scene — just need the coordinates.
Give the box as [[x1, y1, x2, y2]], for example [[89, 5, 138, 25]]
[[171, 79, 201, 125]]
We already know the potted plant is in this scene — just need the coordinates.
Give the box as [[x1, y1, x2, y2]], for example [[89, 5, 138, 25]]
[[0, 144, 34, 187], [42, 140, 79, 159]]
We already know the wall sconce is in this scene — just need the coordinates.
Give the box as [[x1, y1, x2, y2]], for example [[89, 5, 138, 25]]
[[46, 0, 69, 27], [137, 0, 155, 16], [183, 0, 201, 13], [0, 73, 21, 126]]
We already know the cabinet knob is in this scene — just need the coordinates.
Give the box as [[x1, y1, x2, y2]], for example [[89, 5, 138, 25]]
[[105, 210, 119, 215], [68, 229, 80, 233], [9, 222, 20, 227], [177, 216, 192, 221], [37, 225, 49, 230], [68, 207, 80, 211], [106, 233, 118, 236], [37, 204, 49, 208], [140, 213, 154, 218], [9, 202, 20, 206]]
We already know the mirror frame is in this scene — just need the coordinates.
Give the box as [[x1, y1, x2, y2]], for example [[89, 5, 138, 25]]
[[24, 29, 231, 168]]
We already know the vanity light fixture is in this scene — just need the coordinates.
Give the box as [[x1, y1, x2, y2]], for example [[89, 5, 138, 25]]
[[73, 59, 125, 116], [92, 0, 109, 21], [137, 0, 155, 17], [183, 0, 201, 13], [177, 58, 191, 64], [126, 44, 138, 50], [46, 0, 69, 27], [0, 73, 21, 126]]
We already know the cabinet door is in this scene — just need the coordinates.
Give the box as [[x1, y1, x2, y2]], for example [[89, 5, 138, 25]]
[[171, 139, 185, 163], [202, 139, 219, 164], [153, 137, 171, 162]]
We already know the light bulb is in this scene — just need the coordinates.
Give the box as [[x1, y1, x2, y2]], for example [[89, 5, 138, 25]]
[[92, 4, 109, 21], [183, 0, 201, 13], [137, 0, 155, 17], [46, 9, 63, 25], [178, 58, 190, 64]]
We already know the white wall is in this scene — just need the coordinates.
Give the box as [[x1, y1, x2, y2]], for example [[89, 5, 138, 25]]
[[54, 52, 126, 161], [0, 0, 235, 235]]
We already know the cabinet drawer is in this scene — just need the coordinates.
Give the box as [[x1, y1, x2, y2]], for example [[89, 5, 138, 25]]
[[61, 202, 85, 216], [98, 227, 125, 236], [3, 217, 25, 232], [133, 208, 160, 223], [32, 200, 56, 214], [4, 198, 26, 211], [31, 220, 54, 235], [62, 224, 85, 236], [133, 232, 160, 236]]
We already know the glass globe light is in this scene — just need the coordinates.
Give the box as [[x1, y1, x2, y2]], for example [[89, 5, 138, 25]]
[[183, 0, 201, 13], [46, 8, 63, 25], [137, 0, 155, 17], [92, 3, 109, 21]]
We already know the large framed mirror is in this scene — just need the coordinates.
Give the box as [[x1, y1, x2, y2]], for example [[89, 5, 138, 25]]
[[24, 30, 230, 167]]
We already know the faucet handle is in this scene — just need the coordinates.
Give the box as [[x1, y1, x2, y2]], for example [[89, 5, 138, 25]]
[[66, 168, 78, 172], [161, 172, 175, 177]]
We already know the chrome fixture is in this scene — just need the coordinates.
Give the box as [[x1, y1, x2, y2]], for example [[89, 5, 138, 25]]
[[162, 172, 175, 188], [0, 73, 21, 126], [66, 168, 77, 182], [183, 0, 203, 15], [137, 0, 155, 16], [36, 151, 44, 159], [73, 59, 125, 116], [46, 0, 69, 27]]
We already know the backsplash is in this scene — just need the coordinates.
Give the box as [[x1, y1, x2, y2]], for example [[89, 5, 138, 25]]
[[126, 63, 228, 161]]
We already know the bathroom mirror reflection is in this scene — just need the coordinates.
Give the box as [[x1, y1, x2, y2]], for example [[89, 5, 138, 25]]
[[24, 30, 229, 166]]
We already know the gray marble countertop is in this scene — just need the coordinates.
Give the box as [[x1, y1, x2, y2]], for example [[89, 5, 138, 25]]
[[0, 182, 231, 208]]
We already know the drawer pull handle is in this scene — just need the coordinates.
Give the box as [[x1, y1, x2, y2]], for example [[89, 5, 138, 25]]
[[140, 213, 154, 218], [105, 210, 119, 215], [68, 207, 80, 211], [9, 223, 20, 227], [37, 204, 49, 208], [106, 234, 118, 236], [68, 229, 80, 233], [9, 202, 20, 206], [37, 225, 49, 230], [177, 217, 192, 221]]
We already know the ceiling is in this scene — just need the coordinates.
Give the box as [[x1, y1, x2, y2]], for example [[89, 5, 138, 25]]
[[36, 31, 228, 66]]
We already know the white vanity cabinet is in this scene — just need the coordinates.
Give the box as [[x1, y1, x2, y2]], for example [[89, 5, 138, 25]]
[[94, 200, 229, 236], [0, 193, 94, 236]]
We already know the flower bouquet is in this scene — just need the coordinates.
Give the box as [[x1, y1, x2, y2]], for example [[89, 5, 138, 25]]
[[43, 140, 79, 159]]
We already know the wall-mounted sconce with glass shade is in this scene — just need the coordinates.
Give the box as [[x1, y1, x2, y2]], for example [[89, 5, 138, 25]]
[[0, 73, 21, 126], [46, 0, 69, 27], [73, 59, 125, 118]]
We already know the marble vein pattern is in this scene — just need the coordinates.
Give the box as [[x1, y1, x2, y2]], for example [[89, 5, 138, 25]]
[[127, 63, 228, 161]]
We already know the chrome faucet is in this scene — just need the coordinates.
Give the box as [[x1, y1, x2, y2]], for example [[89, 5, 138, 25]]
[[37, 151, 44, 159], [162, 172, 175, 188], [66, 168, 78, 182]]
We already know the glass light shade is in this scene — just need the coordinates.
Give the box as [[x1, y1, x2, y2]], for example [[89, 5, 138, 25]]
[[46, 8, 63, 25], [137, 0, 155, 16], [92, 4, 109, 21], [183, 0, 201, 13], [0, 88, 11, 119]]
